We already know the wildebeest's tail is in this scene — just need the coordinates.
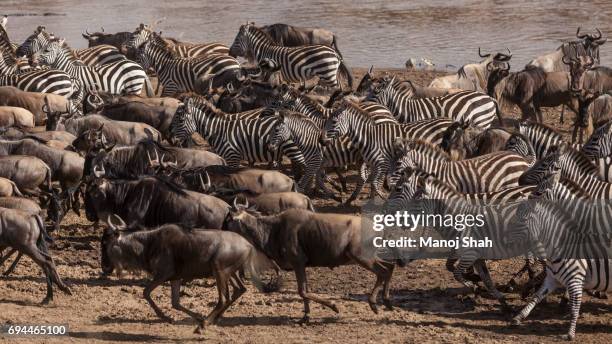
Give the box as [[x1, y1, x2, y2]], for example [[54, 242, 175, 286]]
[[8, 179, 23, 197], [338, 57, 354, 90], [243, 247, 278, 292], [35, 214, 53, 245], [332, 35, 343, 60], [44, 165, 53, 193]]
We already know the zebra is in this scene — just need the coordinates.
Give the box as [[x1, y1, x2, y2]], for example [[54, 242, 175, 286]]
[[519, 143, 612, 199], [168, 97, 306, 179], [280, 85, 396, 127], [133, 32, 242, 96], [17, 26, 125, 67], [126, 23, 229, 57], [511, 198, 612, 340], [367, 76, 499, 128], [581, 122, 612, 182], [35, 39, 152, 96], [390, 139, 530, 193], [0, 68, 75, 97], [229, 23, 352, 89], [518, 120, 582, 159], [322, 99, 454, 198]]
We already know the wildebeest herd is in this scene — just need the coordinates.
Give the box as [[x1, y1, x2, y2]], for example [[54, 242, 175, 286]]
[[0, 16, 610, 340]]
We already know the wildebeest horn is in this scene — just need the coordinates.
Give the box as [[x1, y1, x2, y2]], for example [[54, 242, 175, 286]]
[[107, 214, 127, 231], [100, 26, 105, 33], [368, 65, 373, 74], [576, 27, 588, 39], [478, 47, 491, 58], [42, 96, 51, 114], [591, 28, 602, 40], [233, 195, 249, 210], [93, 164, 105, 178]]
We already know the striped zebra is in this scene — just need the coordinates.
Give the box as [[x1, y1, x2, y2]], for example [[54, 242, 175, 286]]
[[36, 39, 152, 96], [126, 23, 229, 57], [0, 69, 75, 96], [581, 122, 612, 182], [132, 32, 242, 96], [519, 143, 612, 199], [280, 85, 395, 127], [518, 120, 582, 159], [511, 198, 611, 340], [368, 76, 499, 128], [169, 98, 306, 176], [230, 23, 352, 89], [17, 26, 125, 67], [323, 100, 454, 198], [390, 139, 530, 193]]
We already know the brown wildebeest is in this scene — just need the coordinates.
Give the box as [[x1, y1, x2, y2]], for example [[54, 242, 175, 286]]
[[0, 208, 71, 304], [0, 138, 84, 191], [0, 155, 52, 195], [487, 63, 578, 123], [0, 196, 44, 276], [0, 86, 77, 125], [84, 176, 229, 230], [0, 126, 76, 146], [0, 106, 35, 128], [225, 203, 395, 323], [213, 192, 315, 215], [440, 122, 514, 160], [0, 176, 22, 197], [82, 28, 133, 49], [182, 165, 297, 195], [101, 215, 270, 331]]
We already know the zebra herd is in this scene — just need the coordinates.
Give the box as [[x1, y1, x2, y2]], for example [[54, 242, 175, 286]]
[[0, 16, 610, 340]]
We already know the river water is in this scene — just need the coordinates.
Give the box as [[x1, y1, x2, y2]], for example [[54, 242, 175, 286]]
[[4, 0, 612, 70]]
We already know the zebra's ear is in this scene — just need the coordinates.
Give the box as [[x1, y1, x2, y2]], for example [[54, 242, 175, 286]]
[[58, 37, 65, 46]]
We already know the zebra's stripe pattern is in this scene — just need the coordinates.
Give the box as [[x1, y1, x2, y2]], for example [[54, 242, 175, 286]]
[[126, 25, 229, 58], [0, 68, 75, 96], [369, 77, 498, 128], [169, 98, 306, 174], [134, 33, 240, 96], [391, 140, 530, 193], [323, 100, 453, 198], [36, 40, 148, 96], [230, 23, 344, 87]]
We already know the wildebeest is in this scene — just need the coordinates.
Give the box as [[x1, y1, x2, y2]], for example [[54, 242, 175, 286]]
[[215, 80, 281, 113], [0, 207, 71, 303], [0, 126, 77, 146], [0, 106, 35, 128], [526, 27, 607, 72], [441, 122, 514, 160], [260, 23, 343, 56], [86, 138, 225, 178], [82, 28, 133, 49], [100, 215, 270, 331], [91, 101, 178, 137], [213, 192, 315, 215], [0, 138, 84, 191], [0, 87, 78, 125], [45, 108, 162, 146], [429, 48, 513, 91], [84, 176, 229, 229], [487, 64, 578, 122], [573, 90, 612, 133], [0, 155, 52, 195], [199, 165, 297, 194], [0, 176, 22, 197], [225, 203, 395, 322]]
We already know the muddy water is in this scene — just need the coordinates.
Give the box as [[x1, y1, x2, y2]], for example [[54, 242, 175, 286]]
[[4, 0, 612, 70]]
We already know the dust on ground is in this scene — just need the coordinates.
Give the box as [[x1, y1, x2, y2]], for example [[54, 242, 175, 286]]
[[1, 68, 610, 344]]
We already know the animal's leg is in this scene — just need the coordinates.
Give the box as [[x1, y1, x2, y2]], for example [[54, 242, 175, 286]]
[[224, 272, 247, 311], [315, 170, 343, 203], [381, 262, 395, 310], [347, 253, 392, 313], [23, 248, 61, 304], [196, 267, 230, 331], [504, 257, 535, 292], [474, 261, 510, 311], [294, 265, 339, 323], [334, 167, 348, 192], [3, 251, 22, 276], [512, 271, 559, 325], [0, 248, 16, 267], [452, 258, 479, 294], [562, 278, 585, 340], [171, 280, 204, 322], [143, 277, 173, 322]]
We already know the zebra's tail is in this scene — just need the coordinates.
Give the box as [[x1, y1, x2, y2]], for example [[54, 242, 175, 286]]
[[143, 75, 155, 97], [332, 35, 344, 60], [338, 57, 354, 90]]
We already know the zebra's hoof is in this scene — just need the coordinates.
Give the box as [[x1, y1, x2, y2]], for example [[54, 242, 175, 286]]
[[560, 334, 574, 341], [510, 317, 521, 326]]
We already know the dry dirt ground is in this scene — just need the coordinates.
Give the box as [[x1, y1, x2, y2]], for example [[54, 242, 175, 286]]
[[1, 68, 611, 344]]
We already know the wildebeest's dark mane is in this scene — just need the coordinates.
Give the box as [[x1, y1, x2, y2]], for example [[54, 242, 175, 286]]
[[135, 137, 175, 156], [106, 175, 189, 198], [204, 164, 249, 174]]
